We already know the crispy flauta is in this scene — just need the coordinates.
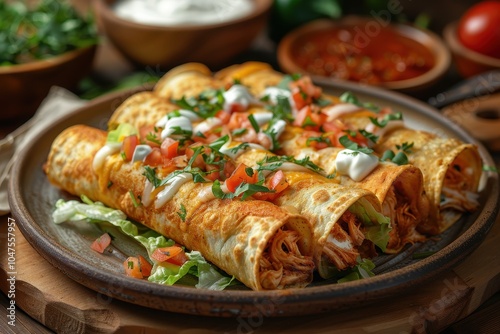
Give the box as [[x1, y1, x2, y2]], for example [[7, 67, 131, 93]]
[[44, 125, 316, 291]]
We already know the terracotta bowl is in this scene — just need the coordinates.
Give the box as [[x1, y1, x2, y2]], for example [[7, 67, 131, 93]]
[[0, 46, 96, 122], [444, 21, 500, 78], [277, 17, 451, 93], [93, 0, 272, 70]]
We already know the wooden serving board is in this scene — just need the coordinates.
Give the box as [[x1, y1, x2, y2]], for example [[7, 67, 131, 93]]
[[1, 212, 499, 334]]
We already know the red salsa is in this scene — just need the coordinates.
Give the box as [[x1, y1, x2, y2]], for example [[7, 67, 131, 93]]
[[290, 25, 435, 84]]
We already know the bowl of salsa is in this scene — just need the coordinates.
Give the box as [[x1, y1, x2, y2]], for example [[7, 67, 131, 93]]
[[277, 17, 450, 92]]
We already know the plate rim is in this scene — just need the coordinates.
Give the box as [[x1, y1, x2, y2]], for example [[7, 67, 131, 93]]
[[8, 82, 499, 317]]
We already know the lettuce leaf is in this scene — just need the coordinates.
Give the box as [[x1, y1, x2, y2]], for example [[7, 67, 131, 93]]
[[348, 198, 391, 252], [53, 195, 234, 290]]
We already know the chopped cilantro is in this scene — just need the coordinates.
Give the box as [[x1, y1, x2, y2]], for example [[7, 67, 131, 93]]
[[177, 204, 187, 222]]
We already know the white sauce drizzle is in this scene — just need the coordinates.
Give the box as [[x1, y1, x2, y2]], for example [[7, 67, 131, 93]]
[[260, 87, 296, 116], [223, 84, 258, 112], [251, 112, 273, 126], [193, 117, 222, 135], [132, 144, 152, 162], [92, 142, 121, 171], [335, 149, 379, 181], [161, 115, 193, 139], [113, 0, 254, 26], [155, 173, 193, 209], [322, 103, 361, 121], [155, 110, 201, 128], [219, 141, 266, 160], [364, 120, 405, 138], [141, 179, 154, 207]]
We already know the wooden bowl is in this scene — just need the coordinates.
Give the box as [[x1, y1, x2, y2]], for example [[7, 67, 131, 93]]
[[0, 46, 96, 122], [444, 21, 500, 78], [277, 17, 451, 93], [93, 0, 272, 70]]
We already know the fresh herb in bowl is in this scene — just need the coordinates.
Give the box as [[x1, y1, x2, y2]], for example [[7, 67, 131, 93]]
[[0, 0, 98, 65]]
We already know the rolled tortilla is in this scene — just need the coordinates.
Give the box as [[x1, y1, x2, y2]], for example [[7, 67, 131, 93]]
[[374, 127, 482, 234], [107, 91, 391, 279], [44, 125, 316, 291], [214, 61, 284, 97], [277, 126, 430, 252], [108, 91, 178, 130], [232, 147, 391, 279], [154, 63, 224, 101]]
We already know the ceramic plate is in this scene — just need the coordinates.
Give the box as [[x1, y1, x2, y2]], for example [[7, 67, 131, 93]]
[[8, 81, 499, 317]]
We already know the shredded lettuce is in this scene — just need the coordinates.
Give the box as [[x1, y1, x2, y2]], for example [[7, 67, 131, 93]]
[[53, 195, 234, 290], [348, 198, 391, 252], [337, 258, 376, 283]]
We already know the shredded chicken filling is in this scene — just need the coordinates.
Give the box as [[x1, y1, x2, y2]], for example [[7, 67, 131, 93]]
[[322, 211, 365, 271], [383, 179, 426, 251], [259, 228, 314, 289], [442, 163, 479, 212]]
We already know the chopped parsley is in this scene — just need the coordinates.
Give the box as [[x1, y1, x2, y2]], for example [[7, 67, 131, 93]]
[[177, 204, 187, 222], [369, 112, 403, 128], [339, 135, 374, 155], [339, 92, 380, 112]]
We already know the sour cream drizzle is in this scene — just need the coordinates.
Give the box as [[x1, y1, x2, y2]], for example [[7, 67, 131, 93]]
[[322, 103, 361, 121], [93, 142, 121, 171], [154, 173, 194, 209], [223, 84, 259, 112], [335, 149, 379, 182]]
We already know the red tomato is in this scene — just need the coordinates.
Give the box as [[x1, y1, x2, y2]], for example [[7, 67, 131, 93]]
[[91, 233, 111, 254], [205, 164, 221, 181], [254, 170, 289, 201], [137, 255, 152, 277], [457, 1, 500, 58], [151, 246, 184, 263], [225, 163, 258, 193], [166, 251, 189, 266], [215, 110, 232, 124], [160, 138, 179, 159], [144, 148, 166, 166], [121, 135, 139, 162], [123, 257, 143, 279], [139, 125, 162, 147]]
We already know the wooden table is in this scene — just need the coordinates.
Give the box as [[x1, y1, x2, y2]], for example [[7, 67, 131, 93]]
[[1, 23, 500, 334]]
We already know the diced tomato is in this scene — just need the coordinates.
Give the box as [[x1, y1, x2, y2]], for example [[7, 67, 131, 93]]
[[137, 255, 152, 277], [227, 112, 250, 131], [139, 125, 162, 147], [166, 250, 189, 266], [160, 138, 179, 159], [123, 256, 143, 279], [185, 144, 206, 169], [293, 106, 319, 129], [144, 148, 167, 166], [215, 110, 231, 124], [347, 130, 369, 147], [121, 135, 139, 162], [205, 164, 221, 181], [223, 161, 236, 179], [123, 255, 153, 279], [290, 76, 322, 100], [228, 103, 246, 114], [225, 163, 258, 193], [292, 90, 309, 110], [151, 246, 184, 263], [253, 170, 289, 201], [91, 233, 111, 254]]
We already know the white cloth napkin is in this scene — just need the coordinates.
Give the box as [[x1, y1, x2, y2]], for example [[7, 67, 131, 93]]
[[0, 86, 87, 215]]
